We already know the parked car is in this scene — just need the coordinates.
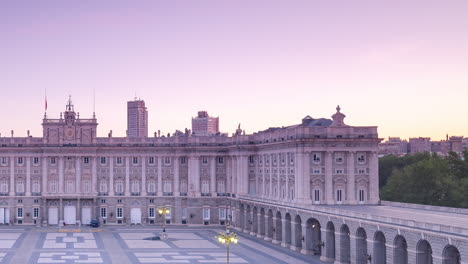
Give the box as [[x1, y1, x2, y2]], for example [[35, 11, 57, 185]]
[[90, 219, 99, 228]]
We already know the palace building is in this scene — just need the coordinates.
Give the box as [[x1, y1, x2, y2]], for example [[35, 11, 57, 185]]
[[0, 98, 380, 226]]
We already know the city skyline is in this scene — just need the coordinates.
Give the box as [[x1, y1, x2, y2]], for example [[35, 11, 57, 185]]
[[2, 1, 468, 140]]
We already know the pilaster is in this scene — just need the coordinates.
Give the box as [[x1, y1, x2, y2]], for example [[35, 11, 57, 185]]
[[325, 151, 333, 204], [141, 157, 147, 196], [9, 156, 14, 196], [26, 157, 31, 196], [173, 156, 180, 196], [347, 151, 356, 204], [210, 156, 216, 196], [125, 157, 130, 196], [157, 156, 163, 195], [109, 157, 114, 196], [75, 157, 81, 193]]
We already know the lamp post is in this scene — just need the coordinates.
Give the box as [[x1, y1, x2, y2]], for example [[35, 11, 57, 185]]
[[158, 207, 170, 240], [216, 224, 238, 264]]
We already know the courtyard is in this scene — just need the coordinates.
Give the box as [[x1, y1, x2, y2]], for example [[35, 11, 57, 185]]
[[0, 225, 322, 264]]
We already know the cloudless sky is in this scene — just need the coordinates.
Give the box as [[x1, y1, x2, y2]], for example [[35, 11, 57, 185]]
[[1, 1, 468, 140]]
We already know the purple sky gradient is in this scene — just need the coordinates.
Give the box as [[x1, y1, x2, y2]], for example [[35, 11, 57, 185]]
[[1, 1, 468, 140]]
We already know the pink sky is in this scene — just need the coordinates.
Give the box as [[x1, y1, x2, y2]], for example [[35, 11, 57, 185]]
[[1, 1, 468, 140]]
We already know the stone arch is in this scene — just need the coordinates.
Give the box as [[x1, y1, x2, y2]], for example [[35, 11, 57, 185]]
[[252, 206, 258, 234], [284, 213, 292, 247], [324, 221, 335, 261], [339, 224, 351, 264], [416, 239, 433, 264], [267, 209, 274, 239], [442, 244, 461, 264], [306, 218, 322, 255], [294, 214, 302, 250], [373, 231, 386, 264], [275, 211, 282, 243], [0, 200, 8, 206], [394, 235, 408, 264], [356, 227, 368, 264], [260, 208, 266, 236]]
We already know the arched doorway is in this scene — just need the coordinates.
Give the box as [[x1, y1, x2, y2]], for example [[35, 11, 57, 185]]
[[284, 213, 292, 247], [340, 224, 351, 264], [394, 235, 408, 264], [259, 208, 266, 237], [293, 215, 302, 250], [324, 221, 335, 261], [373, 231, 386, 264], [442, 245, 461, 264], [267, 209, 274, 240], [306, 218, 321, 255], [246, 205, 251, 232], [356, 227, 367, 264], [274, 211, 282, 243], [252, 207, 258, 234], [416, 240, 433, 264], [239, 204, 245, 231]]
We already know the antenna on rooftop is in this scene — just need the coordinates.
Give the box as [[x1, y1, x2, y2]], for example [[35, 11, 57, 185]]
[[93, 88, 96, 119]]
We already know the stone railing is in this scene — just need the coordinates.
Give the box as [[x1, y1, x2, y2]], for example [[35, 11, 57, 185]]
[[381, 200, 468, 215]]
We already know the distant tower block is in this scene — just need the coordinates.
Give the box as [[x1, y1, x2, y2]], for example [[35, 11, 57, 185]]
[[127, 99, 148, 138], [191, 111, 219, 136]]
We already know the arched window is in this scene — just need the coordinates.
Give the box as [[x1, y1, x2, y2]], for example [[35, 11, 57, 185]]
[[180, 179, 187, 193], [83, 180, 91, 193], [49, 181, 58, 193], [0, 179, 8, 193], [131, 180, 139, 193], [163, 180, 172, 193], [201, 180, 209, 193], [65, 180, 74, 193], [115, 180, 124, 193], [217, 180, 225, 194], [32, 179, 41, 193], [16, 179, 25, 193], [99, 179, 107, 193]]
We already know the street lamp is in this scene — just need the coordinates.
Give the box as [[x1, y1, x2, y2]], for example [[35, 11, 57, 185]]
[[158, 207, 170, 239], [216, 225, 239, 264]]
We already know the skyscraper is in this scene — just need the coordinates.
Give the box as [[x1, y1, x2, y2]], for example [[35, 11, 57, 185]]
[[191, 111, 219, 136], [127, 99, 148, 137]]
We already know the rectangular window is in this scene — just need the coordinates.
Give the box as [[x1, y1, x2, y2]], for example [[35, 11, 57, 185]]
[[17, 207, 23, 218], [180, 157, 186, 164], [219, 208, 226, 220], [217, 157, 224, 164], [83, 157, 90, 164], [336, 169, 343, 174], [203, 208, 210, 220], [50, 157, 56, 164], [34, 199, 39, 204], [117, 199, 122, 204], [18, 157, 24, 164], [359, 190, 365, 202], [132, 157, 138, 164], [101, 207, 107, 218], [116, 207, 123, 218], [33, 157, 40, 164], [358, 169, 365, 174], [101, 199, 106, 204], [249, 156, 254, 164], [149, 157, 155, 164], [1, 157, 7, 165], [201, 157, 208, 164], [149, 199, 154, 204], [181, 208, 187, 219], [336, 189, 342, 202], [100, 157, 106, 164], [313, 169, 321, 174], [33, 207, 39, 218], [116, 157, 123, 164], [164, 157, 171, 164], [314, 189, 320, 202], [313, 153, 321, 162], [149, 208, 155, 218]]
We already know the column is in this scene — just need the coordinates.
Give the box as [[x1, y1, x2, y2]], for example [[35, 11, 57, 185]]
[[269, 154, 273, 198], [210, 156, 216, 196], [276, 153, 281, 199], [257, 212, 264, 239], [109, 157, 114, 196], [125, 157, 130, 196], [281, 219, 288, 247], [264, 214, 271, 241], [157, 157, 163, 195], [232, 157, 237, 195], [237, 156, 243, 195], [26, 157, 31, 196], [285, 154, 290, 201], [300, 223, 310, 254], [302, 152, 311, 203], [173, 157, 179, 196], [75, 157, 81, 194], [226, 157, 232, 194], [92, 157, 97, 193], [347, 151, 356, 204], [9, 156, 14, 196], [369, 152, 379, 204], [255, 155, 259, 196], [294, 152, 304, 203], [59, 157, 64, 194], [141, 157, 147, 196], [262, 155, 266, 198], [194, 157, 200, 196], [272, 217, 280, 244], [42, 156, 48, 194], [324, 151, 333, 204], [59, 198, 63, 222]]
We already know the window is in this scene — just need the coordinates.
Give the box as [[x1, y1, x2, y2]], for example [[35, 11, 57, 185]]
[[149, 157, 155, 164], [116, 157, 123, 164], [34, 199, 39, 204], [249, 156, 254, 164], [149, 208, 155, 218], [49, 181, 58, 193], [116, 180, 124, 193], [17, 157, 24, 164], [50, 157, 56, 164], [359, 190, 365, 202], [357, 154, 366, 163], [117, 199, 122, 204], [0, 180, 8, 193], [180, 157, 186, 164], [101, 207, 107, 218], [219, 208, 226, 220], [33, 157, 40, 164], [313, 169, 321, 174], [84, 157, 90, 164], [149, 199, 154, 204], [314, 189, 320, 202], [17, 207, 23, 218], [181, 208, 187, 219], [164, 157, 171, 164], [101, 199, 106, 204], [16, 180, 25, 193], [1, 157, 7, 165], [217, 157, 224, 164], [148, 180, 156, 193], [336, 169, 343, 174], [217, 180, 225, 194], [100, 157, 106, 164], [32, 180, 40, 193], [100, 180, 107, 193], [116, 207, 123, 218], [335, 153, 344, 163], [336, 189, 343, 202], [65, 180, 74, 193], [18, 199, 23, 204], [358, 169, 365, 174], [203, 208, 210, 220], [33, 207, 40, 218], [131, 180, 139, 193], [313, 153, 321, 162], [163, 180, 172, 193], [201, 157, 208, 164], [132, 157, 138, 164], [201, 180, 209, 193], [83, 180, 91, 193]]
